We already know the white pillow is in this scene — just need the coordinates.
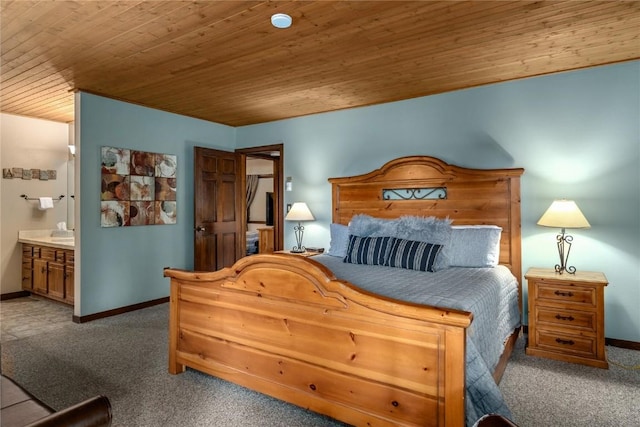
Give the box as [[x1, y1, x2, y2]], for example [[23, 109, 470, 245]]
[[446, 225, 502, 268], [326, 223, 349, 257]]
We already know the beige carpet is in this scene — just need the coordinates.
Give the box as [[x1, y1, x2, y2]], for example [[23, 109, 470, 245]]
[[1, 296, 639, 426]]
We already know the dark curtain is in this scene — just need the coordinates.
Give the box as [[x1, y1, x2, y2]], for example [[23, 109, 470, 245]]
[[246, 174, 260, 223]]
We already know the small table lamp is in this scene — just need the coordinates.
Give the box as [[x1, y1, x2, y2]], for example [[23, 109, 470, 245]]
[[537, 199, 591, 274], [285, 202, 315, 253]]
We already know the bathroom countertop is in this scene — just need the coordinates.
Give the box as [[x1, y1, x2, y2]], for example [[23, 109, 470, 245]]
[[18, 230, 74, 250]]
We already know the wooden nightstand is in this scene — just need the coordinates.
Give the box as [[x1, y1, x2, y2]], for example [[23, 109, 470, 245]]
[[525, 267, 608, 369], [275, 250, 320, 257]]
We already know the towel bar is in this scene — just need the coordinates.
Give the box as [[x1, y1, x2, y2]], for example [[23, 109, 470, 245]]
[[20, 194, 65, 201]]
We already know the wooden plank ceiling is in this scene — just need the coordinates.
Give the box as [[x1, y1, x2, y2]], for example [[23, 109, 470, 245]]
[[1, 1, 639, 126]]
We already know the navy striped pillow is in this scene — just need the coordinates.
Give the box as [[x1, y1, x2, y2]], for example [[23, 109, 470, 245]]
[[384, 238, 443, 272], [343, 235, 395, 265]]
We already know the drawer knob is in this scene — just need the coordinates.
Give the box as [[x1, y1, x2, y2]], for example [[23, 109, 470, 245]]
[[555, 314, 575, 321], [554, 290, 574, 297], [555, 338, 575, 346]]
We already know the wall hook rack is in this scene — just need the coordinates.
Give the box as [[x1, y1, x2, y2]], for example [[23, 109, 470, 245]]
[[20, 194, 65, 201]]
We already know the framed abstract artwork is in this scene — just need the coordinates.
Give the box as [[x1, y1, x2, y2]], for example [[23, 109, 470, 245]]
[[100, 146, 177, 227]]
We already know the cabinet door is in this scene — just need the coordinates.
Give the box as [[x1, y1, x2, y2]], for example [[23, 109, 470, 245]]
[[33, 258, 48, 294], [22, 258, 33, 290], [48, 262, 65, 300], [65, 264, 74, 304], [22, 245, 34, 290]]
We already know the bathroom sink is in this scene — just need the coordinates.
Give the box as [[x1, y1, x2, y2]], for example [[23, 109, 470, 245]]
[[51, 230, 74, 243], [51, 230, 74, 238], [51, 237, 74, 243]]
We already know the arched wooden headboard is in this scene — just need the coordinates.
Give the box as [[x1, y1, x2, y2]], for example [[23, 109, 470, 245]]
[[329, 156, 525, 301]]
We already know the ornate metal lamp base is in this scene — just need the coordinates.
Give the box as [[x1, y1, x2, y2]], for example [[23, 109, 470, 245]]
[[555, 228, 577, 274], [291, 222, 306, 254]]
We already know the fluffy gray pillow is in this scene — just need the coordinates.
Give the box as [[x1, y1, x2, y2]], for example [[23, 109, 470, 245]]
[[348, 214, 400, 237], [396, 215, 453, 243], [396, 215, 453, 270]]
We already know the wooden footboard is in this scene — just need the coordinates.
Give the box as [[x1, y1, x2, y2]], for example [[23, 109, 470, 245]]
[[164, 254, 472, 427]]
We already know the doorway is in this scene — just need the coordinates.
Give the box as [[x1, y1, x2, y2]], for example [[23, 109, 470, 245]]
[[237, 144, 284, 253]]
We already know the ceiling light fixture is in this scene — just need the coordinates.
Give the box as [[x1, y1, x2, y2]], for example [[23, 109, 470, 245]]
[[271, 13, 292, 29]]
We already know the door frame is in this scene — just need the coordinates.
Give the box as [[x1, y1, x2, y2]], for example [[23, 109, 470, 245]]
[[236, 144, 284, 251]]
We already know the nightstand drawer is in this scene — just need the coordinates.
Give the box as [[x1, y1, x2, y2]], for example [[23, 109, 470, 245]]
[[536, 283, 595, 308], [536, 307, 596, 331], [536, 330, 596, 358]]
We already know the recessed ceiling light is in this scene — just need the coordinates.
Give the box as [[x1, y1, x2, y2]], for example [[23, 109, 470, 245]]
[[271, 13, 292, 29]]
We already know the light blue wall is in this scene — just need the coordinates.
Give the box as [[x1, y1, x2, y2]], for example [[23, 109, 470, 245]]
[[77, 63, 639, 341], [77, 93, 235, 316], [236, 61, 640, 342]]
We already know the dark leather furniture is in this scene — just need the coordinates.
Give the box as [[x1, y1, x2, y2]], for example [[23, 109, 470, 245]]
[[475, 413, 519, 427], [1, 375, 112, 427]]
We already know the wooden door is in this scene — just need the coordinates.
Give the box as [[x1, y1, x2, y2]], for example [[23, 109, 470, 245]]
[[194, 147, 243, 271], [48, 261, 65, 300]]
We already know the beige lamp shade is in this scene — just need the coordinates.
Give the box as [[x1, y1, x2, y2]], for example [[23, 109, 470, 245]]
[[537, 199, 591, 229], [285, 202, 315, 222]]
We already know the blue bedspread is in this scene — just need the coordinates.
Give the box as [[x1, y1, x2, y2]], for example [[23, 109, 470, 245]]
[[313, 254, 520, 426]]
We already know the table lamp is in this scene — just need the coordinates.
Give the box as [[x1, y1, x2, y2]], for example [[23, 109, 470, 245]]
[[537, 199, 590, 274], [284, 202, 315, 253]]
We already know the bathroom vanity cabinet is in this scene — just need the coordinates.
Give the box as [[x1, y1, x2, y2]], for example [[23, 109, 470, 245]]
[[22, 244, 74, 305]]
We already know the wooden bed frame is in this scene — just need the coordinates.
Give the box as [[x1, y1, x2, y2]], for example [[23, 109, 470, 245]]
[[164, 156, 524, 427]]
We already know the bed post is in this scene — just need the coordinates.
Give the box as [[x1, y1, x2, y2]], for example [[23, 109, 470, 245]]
[[444, 328, 466, 427], [508, 175, 523, 311]]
